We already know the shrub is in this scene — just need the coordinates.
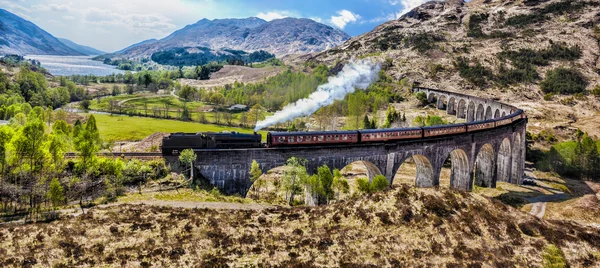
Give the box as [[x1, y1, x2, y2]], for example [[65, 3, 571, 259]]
[[591, 85, 600, 97], [454, 57, 493, 87], [543, 93, 554, 101], [371, 175, 389, 192], [415, 92, 428, 106], [356, 175, 389, 194], [540, 67, 588, 95], [542, 244, 567, 268]]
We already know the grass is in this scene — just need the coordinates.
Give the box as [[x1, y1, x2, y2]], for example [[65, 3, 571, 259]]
[[118, 188, 251, 204], [88, 113, 265, 141]]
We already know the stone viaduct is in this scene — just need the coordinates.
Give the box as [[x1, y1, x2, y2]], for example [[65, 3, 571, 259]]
[[191, 87, 527, 196]]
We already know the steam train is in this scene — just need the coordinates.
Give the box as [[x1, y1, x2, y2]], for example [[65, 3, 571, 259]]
[[161, 110, 526, 156]]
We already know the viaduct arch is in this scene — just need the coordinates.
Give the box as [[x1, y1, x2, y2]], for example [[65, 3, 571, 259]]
[[185, 88, 527, 196]]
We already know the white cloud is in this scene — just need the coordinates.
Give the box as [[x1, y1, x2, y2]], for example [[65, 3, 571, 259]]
[[330, 10, 360, 29], [256, 11, 289, 21], [83, 7, 176, 33], [310, 17, 324, 23], [0, 0, 30, 13], [395, 0, 430, 18], [62, 15, 75, 20]]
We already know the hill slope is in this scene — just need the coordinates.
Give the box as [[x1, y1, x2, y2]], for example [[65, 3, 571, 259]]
[[113, 17, 350, 59], [57, 38, 105, 56], [1, 186, 598, 266], [114, 38, 157, 54], [0, 9, 83, 56], [307, 0, 600, 136]]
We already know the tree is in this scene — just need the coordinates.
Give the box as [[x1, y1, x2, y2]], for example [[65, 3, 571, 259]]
[[317, 165, 334, 203], [249, 160, 262, 198], [74, 115, 102, 169], [363, 115, 371, 129], [282, 157, 308, 205], [47, 178, 65, 209], [79, 99, 91, 111], [48, 132, 68, 169], [13, 119, 47, 174], [248, 104, 266, 128], [178, 85, 197, 101], [332, 170, 349, 200], [0, 126, 14, 174], [179, 149, 196, 179]]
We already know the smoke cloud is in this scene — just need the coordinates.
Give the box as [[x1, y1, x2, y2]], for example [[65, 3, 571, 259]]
[[254, 59, 381, 131]]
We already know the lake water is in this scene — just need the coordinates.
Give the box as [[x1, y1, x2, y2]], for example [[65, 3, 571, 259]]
[[25, 55, 126, 76]]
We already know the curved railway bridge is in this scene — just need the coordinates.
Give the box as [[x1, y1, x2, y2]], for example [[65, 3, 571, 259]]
[[172, 87, 527, 196]]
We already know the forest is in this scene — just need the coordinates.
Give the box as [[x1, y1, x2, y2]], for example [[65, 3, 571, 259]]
[[150, 47, 275, 67]]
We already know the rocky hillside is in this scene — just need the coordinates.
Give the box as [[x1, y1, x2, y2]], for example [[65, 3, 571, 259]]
[[0, 9, 83, 56], [307, 0, 600, 137], [1, 186, 598, 266], [112, 17, 350, 59]]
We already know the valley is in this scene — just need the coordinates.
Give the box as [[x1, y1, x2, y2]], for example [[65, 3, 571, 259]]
[[0, 0, 599, 266]]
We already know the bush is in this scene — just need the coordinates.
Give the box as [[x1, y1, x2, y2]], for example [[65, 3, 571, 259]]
[[542, 244, 567, 268], [415, 92, 428, 106], [371, 175, 389, 192], [543, 93, 554, 101], [454, 57, 493, 87], [540, 67, 587, 95], [356, 175, 389, 194], [591, 85, 600, 97]]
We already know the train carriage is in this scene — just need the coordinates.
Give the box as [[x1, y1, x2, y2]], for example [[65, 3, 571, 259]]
[[466, 120, 495, 132], [359, 128, 422, 142], [423, 124, 467, 138], [267, 131, 359, 147]]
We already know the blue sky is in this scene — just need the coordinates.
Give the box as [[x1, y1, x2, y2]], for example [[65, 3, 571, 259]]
[[2, 0, 429, 52]]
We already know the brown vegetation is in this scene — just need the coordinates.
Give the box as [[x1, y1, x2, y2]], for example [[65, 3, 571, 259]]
[[1, 185, 599, 267]]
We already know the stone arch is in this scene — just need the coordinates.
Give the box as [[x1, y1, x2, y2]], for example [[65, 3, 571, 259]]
[[511, 132, 524, 184], [447, 97, 457, 115], [497, 138, 511, 182], [457, 99, 467, 119], [393, 155, 434, 188], [474, 144, 495, 187], [428, 93, 437, 103], [340, 160, 383, 180], [501, 111, 506, 117], [476, 103, 485, 121], [494, 109, 500, 119], [443, 149, 471, 190], [437, 95, 448, 110], [467, 101, 476, 122], [246, 164, 289, 200], [485, 106, 493, 120]]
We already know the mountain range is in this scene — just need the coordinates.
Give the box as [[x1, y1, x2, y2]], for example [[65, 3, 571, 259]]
[[57, 38, 105, 56], [107, 17, 351, 59], [0, 8, 83, 56]]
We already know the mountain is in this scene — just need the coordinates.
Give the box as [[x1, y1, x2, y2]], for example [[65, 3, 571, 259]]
[[0, 9, 83, 56], [57, 38, 105, 56], [115, 38, 158, 54], [307, 0, 600, 137], [111, 17, 350, 59]]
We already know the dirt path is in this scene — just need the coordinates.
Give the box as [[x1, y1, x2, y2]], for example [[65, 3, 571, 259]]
[[525, 169, 567, 219]]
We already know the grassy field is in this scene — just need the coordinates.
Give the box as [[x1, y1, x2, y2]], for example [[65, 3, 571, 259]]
[[88, 113, 265, 141], [90, 94, 207, 112]]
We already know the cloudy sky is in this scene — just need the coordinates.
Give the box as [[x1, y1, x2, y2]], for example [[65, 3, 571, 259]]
[[2, 0, 430, 53]]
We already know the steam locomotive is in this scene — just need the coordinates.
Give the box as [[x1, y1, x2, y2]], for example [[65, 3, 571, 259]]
[[161, 110, 526, 156]]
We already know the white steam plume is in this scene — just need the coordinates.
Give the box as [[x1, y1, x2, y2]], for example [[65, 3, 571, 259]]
[[254, 59, 381, 131]]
